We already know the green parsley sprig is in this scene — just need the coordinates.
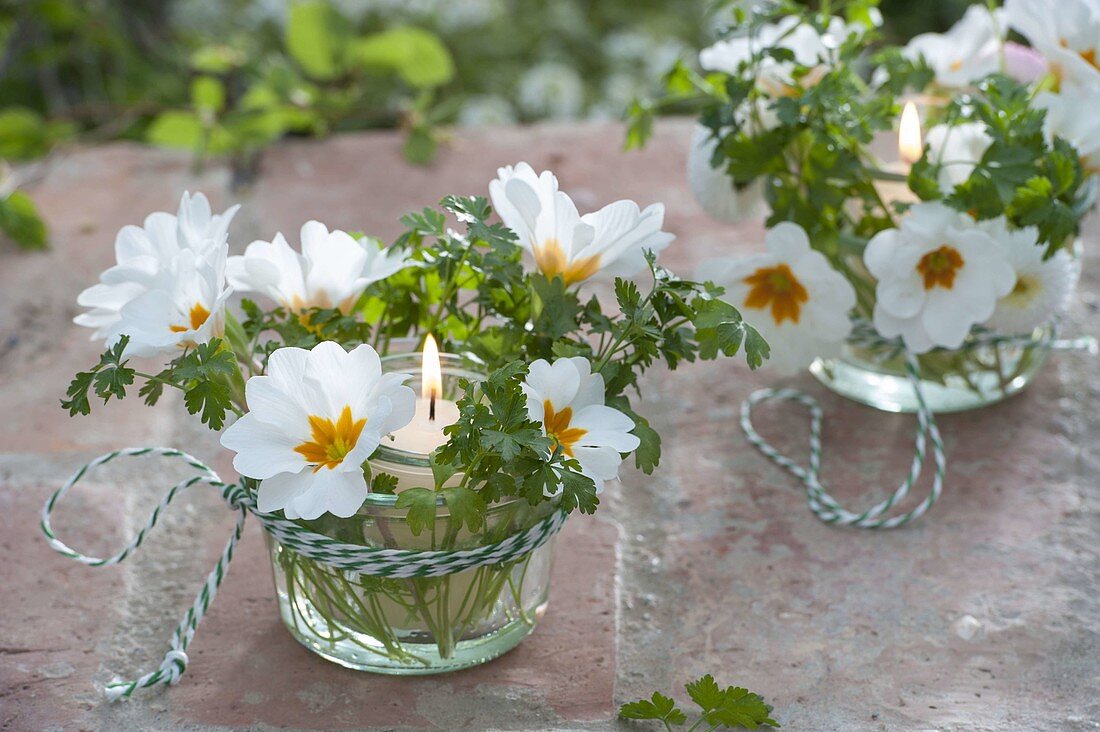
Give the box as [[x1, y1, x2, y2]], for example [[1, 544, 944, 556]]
[[620, 675, 779, 731], [62, 192, 767, 532]]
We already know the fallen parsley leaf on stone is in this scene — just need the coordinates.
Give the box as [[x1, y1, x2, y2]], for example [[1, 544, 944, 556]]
[[619, 675, 778, 731]]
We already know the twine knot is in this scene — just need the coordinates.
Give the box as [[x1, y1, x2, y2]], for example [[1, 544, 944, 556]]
[[161, 649, 189, 683]]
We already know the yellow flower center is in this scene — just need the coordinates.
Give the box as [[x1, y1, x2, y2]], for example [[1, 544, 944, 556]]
[[949, 59, 964, 72], [917, 245, 965, 290], [742, 263, 809, 325], [1003, 274, 1039, 307], [533, 238, 602, 286], [294, 405, 367, 472], [169, 303, 211, 333], [543, 400, 587, 457]]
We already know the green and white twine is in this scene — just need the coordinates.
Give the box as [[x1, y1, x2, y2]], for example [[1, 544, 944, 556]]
[[741, 321, 1097, 530], [41, 447, 567, 701], [741, 354, 945, 529]]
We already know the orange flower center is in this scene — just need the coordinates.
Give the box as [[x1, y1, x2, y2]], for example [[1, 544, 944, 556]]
[[1061, 38, 1100, 72], [543, 400, 587, 457], [917, 245, 965, 290], [294, 405, 367, 472], [169, 302, 211, 333], [534, 238, 602, 286], [742, 264, 809, 325]]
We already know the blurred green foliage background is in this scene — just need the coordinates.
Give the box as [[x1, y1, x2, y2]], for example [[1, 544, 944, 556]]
[[0, 0, 978, 249]]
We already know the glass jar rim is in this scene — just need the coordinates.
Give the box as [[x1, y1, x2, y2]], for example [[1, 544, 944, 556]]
[[362, 350, 488, 507]]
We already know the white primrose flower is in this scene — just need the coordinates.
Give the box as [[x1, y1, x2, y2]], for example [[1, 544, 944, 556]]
[[74, 191, 239, 339], [1006, 0, 1100, 89], [489, 162, 674, 285], [520, 357, 640, 491], [220, 342, 416, 520], [865, 203, 1016, 353], [1035, 84, 1100, 173], [104, 240, 234, 358], [904, 5, 1005, 89], [701, 222, 856, 374], [699, 15, 857, 97], [227, 221, 411, 313], [981, 217, 1078, 333], [175, 190, 241, 254], [925, 122, 994, 192]]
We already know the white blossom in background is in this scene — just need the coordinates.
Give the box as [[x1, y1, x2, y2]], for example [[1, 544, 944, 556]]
[[904, 4, 1005, 88], [105, 240, 234, 358], [645, 40, 691, 79], [981, 218, 1078, 333], [605, 30, 651, 66], [589, 72, 656, 120], [604, 31, 688, 80], [687, 124, 766, 224], [1035, 85, 1100, 173], [865, 203, 1016, 353], [74, 191, 239, 340], [432, 0, 503, 29], [221, 342, 416, 519], [925, 122, 994, 192], [518, 62, 586, 120], [1006, 0, 1100, 89], [520, 357, 639, 492], [489, 162, 674, 285], [701, 222, 856, 374], [228, 221, 411, 313], [699, 16, 859, 96], [457, 95, 517, 127]]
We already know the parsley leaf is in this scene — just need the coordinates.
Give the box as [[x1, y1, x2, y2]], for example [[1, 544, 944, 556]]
[[182, 379, 233, 431], [619, 692, 687, 727], [395, 488, 438, 536], [621, 676, 778, 730], [440, 487, 485, 533], [61, 336, 135, 415]]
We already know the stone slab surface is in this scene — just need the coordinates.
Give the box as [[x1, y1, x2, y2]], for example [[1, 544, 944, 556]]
[[1, 120, 1098, 731]]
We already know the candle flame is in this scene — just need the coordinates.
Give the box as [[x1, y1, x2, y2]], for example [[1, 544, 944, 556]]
[[421, 334, 442, 403], [898, 101, 923, 165]]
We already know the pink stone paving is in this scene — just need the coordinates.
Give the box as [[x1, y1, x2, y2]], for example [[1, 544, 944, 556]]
[[1, 120, 1098, 730]]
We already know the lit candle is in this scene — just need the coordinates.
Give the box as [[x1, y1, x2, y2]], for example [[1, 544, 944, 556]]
[[898, 100, 923, 166], [875, 100, 923, 206], [372, 335, 465, 491], [387, 335, 461, 455]]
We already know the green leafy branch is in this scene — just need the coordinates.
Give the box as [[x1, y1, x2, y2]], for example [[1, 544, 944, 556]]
[[620, 675, 779, 732], [369, 197, 767, 482], [63, 337, 244, 430], [909, 75, 1089, 255], [431, 361, 599, 524]]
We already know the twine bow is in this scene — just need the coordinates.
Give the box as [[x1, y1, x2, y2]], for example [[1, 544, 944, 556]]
[[41, 447, 566, 700], [740, 323, 1097, 529], [741, 355, 944, 529]]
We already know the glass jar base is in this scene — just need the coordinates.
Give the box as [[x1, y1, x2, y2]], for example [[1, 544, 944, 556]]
[[277, 588, 545, 675], [809, 346, 1050, 414]]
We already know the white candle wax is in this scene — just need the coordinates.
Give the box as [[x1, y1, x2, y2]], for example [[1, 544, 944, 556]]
[[375, 396, 462, 491], [875, 161, 919, 207], [388, 397, 460, 454]]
